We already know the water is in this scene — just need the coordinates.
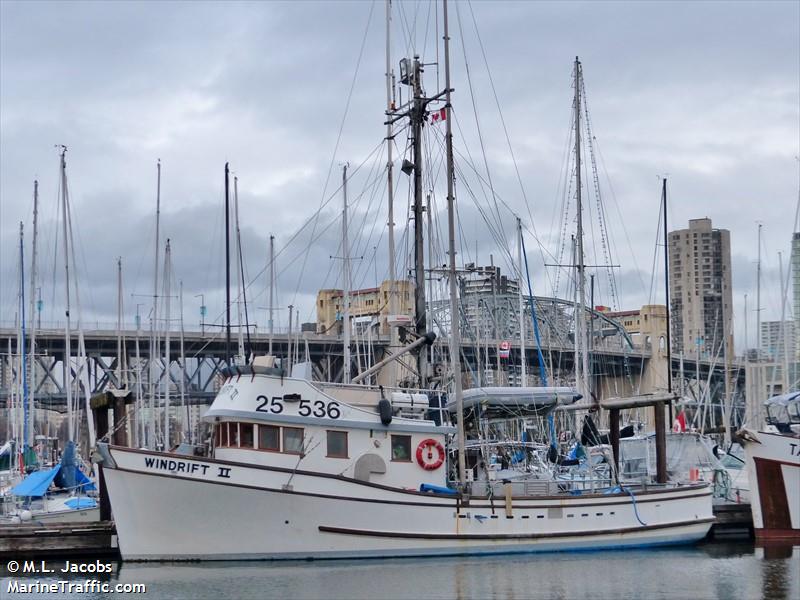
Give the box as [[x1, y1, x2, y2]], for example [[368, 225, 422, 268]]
[[1, 542, 797, 599]]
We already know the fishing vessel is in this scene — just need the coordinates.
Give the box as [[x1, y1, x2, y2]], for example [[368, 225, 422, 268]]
[[97, 361, 713, 560], [739, 391, 800, 540], [97, 0, 714, 560]]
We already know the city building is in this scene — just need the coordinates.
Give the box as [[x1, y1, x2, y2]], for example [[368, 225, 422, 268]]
[[605, 305, 668, 351], [668, 218, 733, 359], [759, 320, 797, 363], [316, 280, 415, 336], [459, 265, 520, 340]]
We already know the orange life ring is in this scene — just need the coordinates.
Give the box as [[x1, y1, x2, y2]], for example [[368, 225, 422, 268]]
[[416, 439, 445, 470]]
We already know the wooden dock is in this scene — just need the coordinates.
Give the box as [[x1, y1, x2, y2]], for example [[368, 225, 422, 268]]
[[0, 521, 119, 559], [709, 503, 753, 539]]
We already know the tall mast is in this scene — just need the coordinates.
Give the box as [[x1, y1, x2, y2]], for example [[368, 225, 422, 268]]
[[385, 0, 399, 387], [778, 252, 789, 393], [149, 160, 162, 448], [19, 222, 28, 450], [28, 180, 38, 448], [179, 280, 188, 444], [225, 163, 232, 366], [756, 223, 762, 362], [234, 176, 245, 363], [442, 0, 465, 487], [59, 146, 74, 442], [573, 57, 588, 398], [410, 55, 428, 388], [517, 218, 527, 386], [662, 179, 673, 411], [163, 240, 171, 449], [268, 234, 275, 356], [116, 257, 123, 390], [342, 165, 351, 384]]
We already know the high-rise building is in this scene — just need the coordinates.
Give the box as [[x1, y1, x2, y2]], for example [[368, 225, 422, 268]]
[[759, 320, 796, 363], [793, 232, 800, 360], [668, 218, 733, 359]]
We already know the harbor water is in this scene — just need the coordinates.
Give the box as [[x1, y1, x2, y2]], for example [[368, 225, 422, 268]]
[[1, 542, 797, 599]]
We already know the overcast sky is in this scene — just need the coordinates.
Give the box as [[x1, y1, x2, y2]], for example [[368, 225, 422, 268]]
[[1, 0, 798, 354]]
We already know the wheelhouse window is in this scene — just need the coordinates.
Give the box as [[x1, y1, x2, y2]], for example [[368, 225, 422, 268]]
[[240, 423, 254, 448], [258, 425, 280, 451], [230, 423, 239, 447], [391, 435, 411, 462], [326, 431, 348, 458], [283, 427, 304, 455], [217, 423, 229, 447]]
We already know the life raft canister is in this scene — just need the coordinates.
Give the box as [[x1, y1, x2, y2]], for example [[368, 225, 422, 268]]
[[416, 438, 445, 470]]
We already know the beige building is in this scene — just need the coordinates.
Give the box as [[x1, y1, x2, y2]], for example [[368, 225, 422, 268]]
[[606, 304, 668, 352], [668, 218, 733, 359], [316, 280, 415, 336]]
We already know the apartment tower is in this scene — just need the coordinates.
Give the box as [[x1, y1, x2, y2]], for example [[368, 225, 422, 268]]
[[668, 218, 733, 359]]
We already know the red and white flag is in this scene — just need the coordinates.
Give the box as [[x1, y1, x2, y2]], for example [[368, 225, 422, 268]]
[[672, 409, 687, 433], [430, 108, 446, 123]]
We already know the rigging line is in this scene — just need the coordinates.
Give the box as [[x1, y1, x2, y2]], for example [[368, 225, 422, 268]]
[[464, 0, 550, 286], [291, 0, 377, 307], [452, 6, 509, 253], [593, 137, 648, 297]]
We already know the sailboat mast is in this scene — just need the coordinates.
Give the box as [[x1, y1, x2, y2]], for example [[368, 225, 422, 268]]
[[573, 57, 588, 398], [225, 163, 232, 366], [778, 252, 789, 393], [756, 224, 762, 361], [179, 280, 188, 444], [442, 0, 465, 487], [28, 180, 38, 448], [385, 0, 398, 387], [411, 56, 428, 388], [116, 258, 123, 390], [149, 160, 162, 448], [59, 146, 74, 442], [19, 222, 28, 450], [268, 235, 275, 356], [234, 176, 245, 363], [662, 179, 673, 403], [163, 240, 171, 448], [342, 165, 351, 384], [517, 218, 526, 386]]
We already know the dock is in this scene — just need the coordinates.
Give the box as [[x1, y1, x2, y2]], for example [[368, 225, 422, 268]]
[[709, 503, 753, 539], [0, 521, 119, 559]]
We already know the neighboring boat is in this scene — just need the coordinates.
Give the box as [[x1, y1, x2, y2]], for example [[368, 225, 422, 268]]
[[738, 391, 800, 541]]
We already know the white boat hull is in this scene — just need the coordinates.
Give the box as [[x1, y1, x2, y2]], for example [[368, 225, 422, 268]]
[[101, 445, 714, 560], [741, 429, 800, 540]]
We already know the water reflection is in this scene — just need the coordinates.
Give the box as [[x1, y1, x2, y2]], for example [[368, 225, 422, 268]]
[[1, 543, 797, 600]]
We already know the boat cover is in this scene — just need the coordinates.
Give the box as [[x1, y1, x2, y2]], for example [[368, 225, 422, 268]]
[[64, 497, 97, 510], [447, 387, 581, 415], [10, 465, 61, 497]]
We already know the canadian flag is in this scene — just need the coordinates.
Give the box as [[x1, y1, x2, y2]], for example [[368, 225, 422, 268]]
[[430, 108, 447, 123], [672, 409, 687, 433]]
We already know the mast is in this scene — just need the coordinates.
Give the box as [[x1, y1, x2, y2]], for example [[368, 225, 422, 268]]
[[179, 280, 188, 444], [442, 0, 466, 487], [385, 0, 399, 387], [268, 234, 275, 356], [134, 304, 142, 448], [27, 181, 38, 448], [573, 57, 589, 399], [411, 55, 428, 388], [518, 218, 526, 386], [234, 176, 245, 363], [19, 222, 29, 450], [149, 160, 162, 448], [59, 146, 74, 442], [342, 164, 351, 384], [662, 179, 673, 407], [225, 163, 232, 366], [756, 223, 762, 363], [163, 240, 171, 449], [116, 258, 123, 390], [778, 252, 789, 393]]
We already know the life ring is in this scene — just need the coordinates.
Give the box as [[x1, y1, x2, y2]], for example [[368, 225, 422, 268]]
[[416, 439, 445, 470]]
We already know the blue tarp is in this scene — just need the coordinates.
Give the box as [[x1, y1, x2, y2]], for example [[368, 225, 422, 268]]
[[75, 468, 96, 492], [10, 465, 61, 497], [64, 497, 97, 510]]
